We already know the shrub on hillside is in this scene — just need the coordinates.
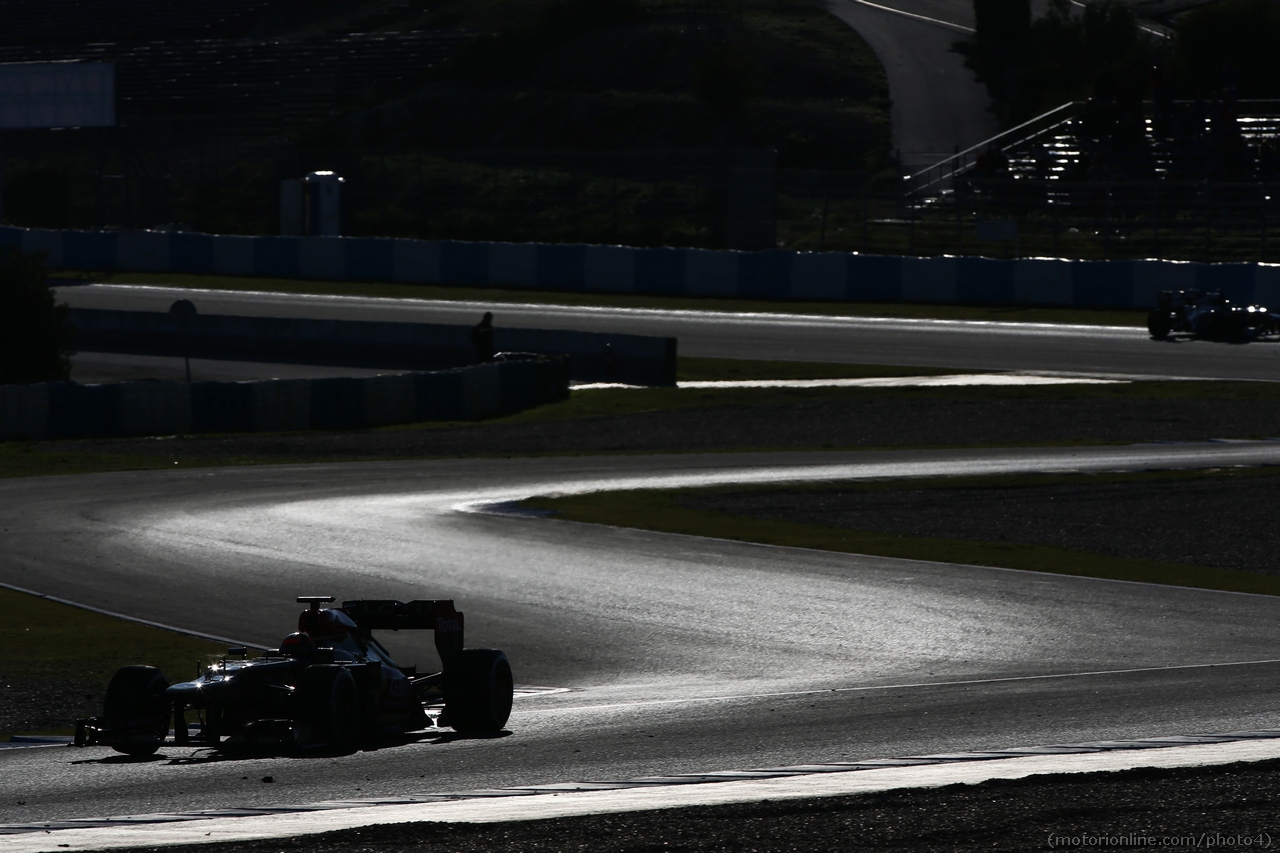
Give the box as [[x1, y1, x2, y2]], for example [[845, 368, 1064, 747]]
[[1174, 0, 1280, 97], [1015, 0, 1151, 119], [964, 0, 1153, 125], [972, 0, 1031, 82], [968, 0, 1280, 127], [0, 249, 73, 385], [691, 46, 761, 118], [3, 168, 70, 229], [454, 0, 642, 83]]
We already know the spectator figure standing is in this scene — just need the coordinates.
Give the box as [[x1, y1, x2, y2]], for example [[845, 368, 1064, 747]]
[[472, 311, 495, 363]]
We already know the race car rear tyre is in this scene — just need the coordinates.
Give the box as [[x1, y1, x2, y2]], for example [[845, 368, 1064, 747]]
[[1147, 310, 1173, 339], [445, 649, 513, 734], [297, 665, 360, 748], [103, 665, 170, 756]]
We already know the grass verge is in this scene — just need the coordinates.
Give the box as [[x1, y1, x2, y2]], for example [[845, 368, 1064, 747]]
[[0, 586, 230, 739], [0, 443, 384, 480], [53, 270, 1150, 327], [520, 480, 1280, 597], [0, 359, 1002, 480], [0, 444, 194, 479]]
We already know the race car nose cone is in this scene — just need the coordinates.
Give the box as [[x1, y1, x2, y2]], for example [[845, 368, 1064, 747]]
[[166, 682, 202, 700]]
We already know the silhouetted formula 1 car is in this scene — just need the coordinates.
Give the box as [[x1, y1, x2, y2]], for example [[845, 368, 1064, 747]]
[[1147, 289, 1280, 341], [75, 596, 513, 755]]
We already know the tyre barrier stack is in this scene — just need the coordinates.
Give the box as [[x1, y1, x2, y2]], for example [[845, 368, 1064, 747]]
[[0, 357, 570, 441], [67, 308, 676, 388], [10, 225, 1280, 310]]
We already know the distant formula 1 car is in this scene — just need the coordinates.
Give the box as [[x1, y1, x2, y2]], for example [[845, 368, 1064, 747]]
[[1147, 289, 1280, 341], [76, 596, 513, 756]]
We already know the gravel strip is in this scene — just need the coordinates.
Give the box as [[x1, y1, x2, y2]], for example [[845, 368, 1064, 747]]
[[0, 678, 100, 737]]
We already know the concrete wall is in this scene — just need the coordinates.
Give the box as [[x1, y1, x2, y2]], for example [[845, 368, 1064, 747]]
[[67, 308, 676, 387], [0, 356, 570, 440], [11, 226, 1280, 310]]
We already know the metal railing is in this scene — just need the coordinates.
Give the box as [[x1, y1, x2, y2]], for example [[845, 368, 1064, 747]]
[[907, 102, 1083, 198]]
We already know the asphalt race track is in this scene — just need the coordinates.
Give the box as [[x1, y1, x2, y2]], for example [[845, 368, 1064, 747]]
[[4, 443, 1280, 828], [9, 286, 1280, 835], [52, 284, 1280, 381], [825, 0, 995, 170]]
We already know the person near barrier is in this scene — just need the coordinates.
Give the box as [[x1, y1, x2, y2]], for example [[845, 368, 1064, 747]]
[[471, 311, 494, 362]]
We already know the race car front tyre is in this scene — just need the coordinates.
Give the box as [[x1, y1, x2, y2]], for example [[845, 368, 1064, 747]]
[[103, 665, 170, 756], [1147, 310, 1173, 339], [445, 649, 514, 734], [297, 665, 360, 748]]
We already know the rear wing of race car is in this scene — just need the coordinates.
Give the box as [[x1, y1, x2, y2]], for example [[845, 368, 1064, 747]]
[[342, 599, 464, 668]]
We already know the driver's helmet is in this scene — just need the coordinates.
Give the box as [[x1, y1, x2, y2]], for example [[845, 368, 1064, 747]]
[[280, 632, 316, 657], [298, 607, 358, 644]]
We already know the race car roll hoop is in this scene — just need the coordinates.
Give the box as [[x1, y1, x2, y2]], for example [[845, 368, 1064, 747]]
[[75, 596, 514, 756]]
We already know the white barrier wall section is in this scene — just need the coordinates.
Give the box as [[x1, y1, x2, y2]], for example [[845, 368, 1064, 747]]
[[0, 359, 568, 441]]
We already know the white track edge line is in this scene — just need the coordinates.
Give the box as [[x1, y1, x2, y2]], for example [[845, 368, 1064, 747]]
[[59, 283, 1139, 333], [7, 738, 1280, 851], [0, 581, 263, 650], [846, 0, 974, 32]]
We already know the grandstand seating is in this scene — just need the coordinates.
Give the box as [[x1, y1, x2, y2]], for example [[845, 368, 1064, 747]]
[[911, 100, 1280, 208]]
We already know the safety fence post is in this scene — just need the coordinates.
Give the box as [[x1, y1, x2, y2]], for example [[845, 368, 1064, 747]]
[[1151, 183, 1160, 258]]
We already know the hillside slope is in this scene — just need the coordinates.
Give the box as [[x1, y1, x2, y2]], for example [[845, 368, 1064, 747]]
[[315, 0, 891, 171]]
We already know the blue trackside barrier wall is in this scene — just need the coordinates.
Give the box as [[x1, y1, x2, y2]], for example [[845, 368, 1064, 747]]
[[253, 378, 311, 432], [67, 308, 676, 387], [191, 381, 255, 433], [363, 374, 416, 427], [0, 356, 570, 441], [498, 359, 538, 414], [20, 225, 1280, 310], [0, 383, 48, 440], [310, 377, 365, 430], [412, 370, 464, 422], [461, 362, 503, 420]]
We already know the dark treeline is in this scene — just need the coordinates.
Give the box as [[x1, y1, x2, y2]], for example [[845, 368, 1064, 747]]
[[964, 0, 1280, 126], [0, 250, 73, 385]]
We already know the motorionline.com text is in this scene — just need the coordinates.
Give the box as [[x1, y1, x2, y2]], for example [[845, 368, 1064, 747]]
[[1049, 834, 1272, 848]]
